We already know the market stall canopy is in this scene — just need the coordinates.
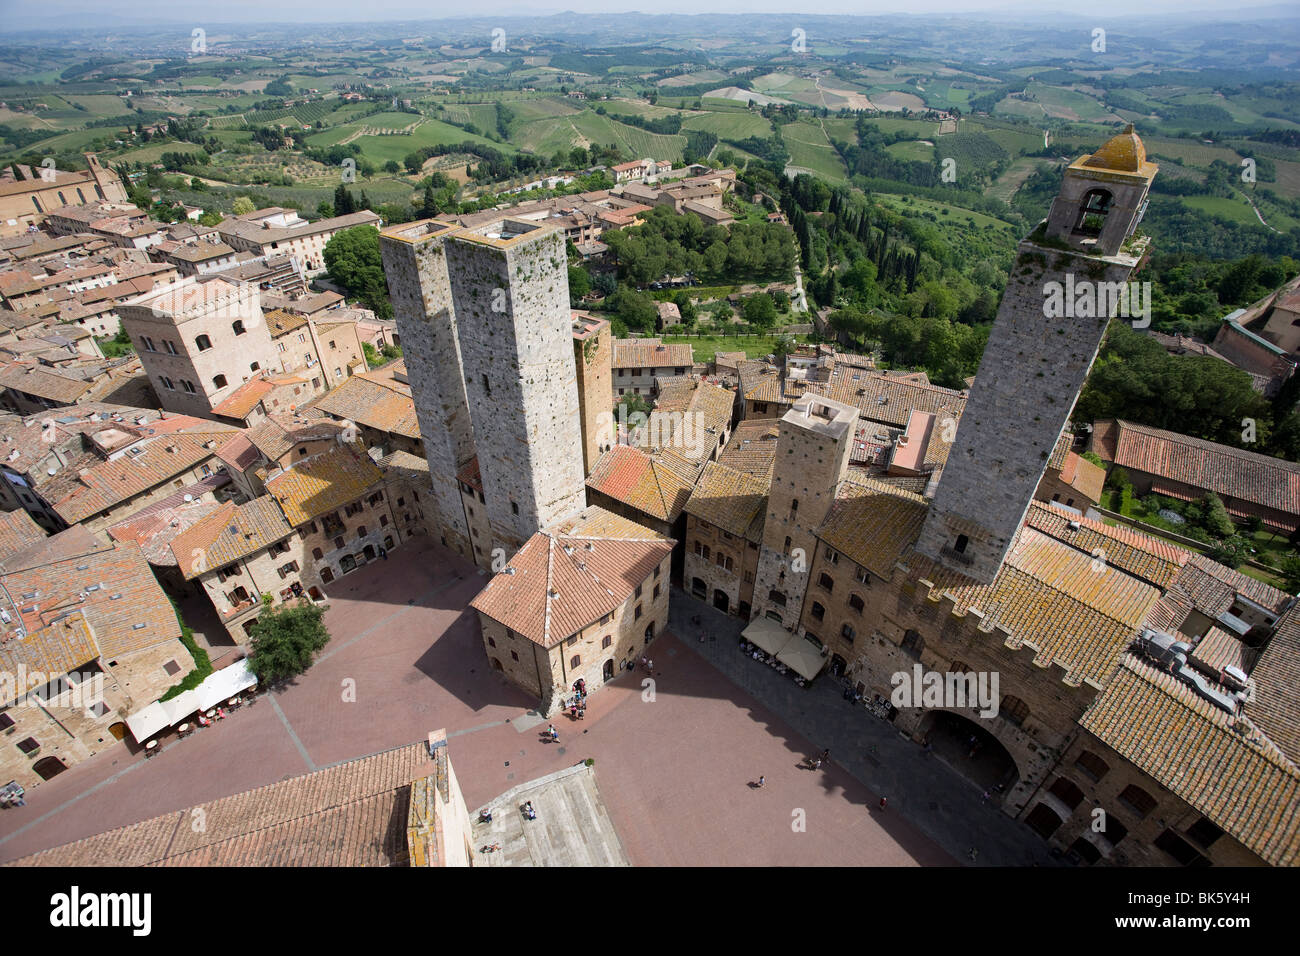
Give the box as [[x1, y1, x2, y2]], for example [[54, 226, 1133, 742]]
[[125, 702, 170, 744], [742, 617, 791, 656], [776, 636, 828, 682], [160, 689, 202, 725], [195, 659, 258, 712]]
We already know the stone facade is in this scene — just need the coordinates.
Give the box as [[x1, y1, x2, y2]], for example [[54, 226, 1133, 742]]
[[0, 641, 188, 789], [684, 513, 760, 617], [748, 395, 858, 626], [915, 243, 1148, 584], [194, 531, 319, 642], [479, 554, 671, 708], [572, 314, 613, 476], [446, 220, 586, 557], [297, 487, 403, 590], [119, 277, 279, 420], [378, 221, 476, 559]]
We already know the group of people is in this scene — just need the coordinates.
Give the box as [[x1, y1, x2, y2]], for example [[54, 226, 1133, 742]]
[[738, 638, 808, 688], [566, 683, 588, 720]]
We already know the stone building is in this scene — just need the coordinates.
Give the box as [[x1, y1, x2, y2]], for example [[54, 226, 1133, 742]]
[[446, 219, 587, 558], [470, 505, 673, 712], [170, 497, 317, 642], [379, 217, 587, 565], [572, 311, 612, 475], [1033, 431, 1106, 514], [264, 444, 404, 588], [1089, 418, 1300, 534], [216, 208, 380, 275], [748, 394, 859, 627], [915, 125, 1156, 585], [611, 338, 693, 398], [0, 528, 189, 789], [0, 154, 129, 238], [683, 461, 767, 618], [119, 275, 279, 420], [378, 221, 477, 561]]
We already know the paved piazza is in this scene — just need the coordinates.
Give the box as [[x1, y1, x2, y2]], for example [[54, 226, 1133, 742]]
[[1, 535, 969, 866]]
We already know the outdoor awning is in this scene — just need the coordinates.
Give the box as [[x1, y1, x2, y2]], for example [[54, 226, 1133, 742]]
[[743, 617, 792, 656], [159, 690, 202, 725], [777, 637, 828, 682], [125, 702, 170, 744], [195, 659, 258, 712]]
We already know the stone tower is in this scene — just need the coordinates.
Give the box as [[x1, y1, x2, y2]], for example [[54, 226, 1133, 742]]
[[749, 394, 859, 626], [915, 127, 1157, 584], [572, 312, 613, 476], [445, 219, 587, 557], [378, 220, 477, 559]]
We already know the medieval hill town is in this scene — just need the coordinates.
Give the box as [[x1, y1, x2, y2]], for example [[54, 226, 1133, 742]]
[[0, 4, 1298, 884]]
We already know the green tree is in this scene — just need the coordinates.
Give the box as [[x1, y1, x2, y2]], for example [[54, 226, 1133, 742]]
[[246, 601, 331, 685], [1204, 535, 1250, 569], [567, 265, 591, 305], [232, 196, 255, 216], [334, 184, 356, 216], [743, 293, 777, 329], [1280, 553, 1300, 594], [323, 225, 393, 320], [1201, 492, 1237, 539]]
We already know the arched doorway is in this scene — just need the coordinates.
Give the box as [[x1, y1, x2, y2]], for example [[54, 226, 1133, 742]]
[[713, 589, 729, 612], [644, 621, 655, 642], [490, 658, 503, 671], [603, 659, 614, 680], [691, 577, 706, 598], [916, 710, 1020, 792], [830, 654, 847, 678], [108, 722, 127, 741], [33, 755, 67, 780], [320, 567, 335, 584], [307, 586, 323, 601], [363, 544, 376, 561]]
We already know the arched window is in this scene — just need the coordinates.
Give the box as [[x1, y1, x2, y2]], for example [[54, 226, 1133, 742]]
[[1048, 776, 1085, 810], [232, 320, 246, 336], [811, 601, 825, 621], [571, 655, 581, 668], [848, 593, 864, 613], [195, 334, 213, 351], [250, 362, 260, 372], [312, 548, 323, 560], [212, 374, 227, 389], [602, 635, 612, 649], [768, 589, 787, 608]]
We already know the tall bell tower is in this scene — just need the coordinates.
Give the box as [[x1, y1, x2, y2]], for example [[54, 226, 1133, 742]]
[[914, 127, 1157, 584]]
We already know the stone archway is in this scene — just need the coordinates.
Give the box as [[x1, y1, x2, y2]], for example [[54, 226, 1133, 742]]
[[916, 710, 1020, 793]]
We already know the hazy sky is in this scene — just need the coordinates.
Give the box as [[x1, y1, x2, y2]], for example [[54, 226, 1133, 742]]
[[0, 0, 1282, 28]]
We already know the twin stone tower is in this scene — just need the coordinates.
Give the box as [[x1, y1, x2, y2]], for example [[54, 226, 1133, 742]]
[[382, 126, 1156, 589]]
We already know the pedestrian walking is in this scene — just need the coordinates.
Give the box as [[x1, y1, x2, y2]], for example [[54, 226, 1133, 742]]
[[878, 796, 887, 811], [640, 656, 648, 671], [813, 757, 823, 770], [820, 748, 830, 763], [646, 658, 653, 673], [757, 775, 766, 788], [968, 848, 979, 863]]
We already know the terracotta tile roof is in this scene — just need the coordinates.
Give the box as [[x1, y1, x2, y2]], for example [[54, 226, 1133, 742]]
[[1095, 419, 1300, 521], [311, 368, 419, 440], [0, 362, 96, 404], [0, 509, 45, 563], [1189, 625, 1252, 676], [266, 444, 383, 527], [1024, 501, 1187, 590], [717, 419, 780, 478], [906, 526, 1163, 687], [1048, 432, 1074, 471], [171, 498, 294, 579], [456, 455, 482, 494], [1246, 604, 1300, 766], [246, 414, 343, 463], [49, 424, 239, 525], [0, 539, 179, 687], [585, 444, 699, 523], [1170, 554, 1290, 620], [11, 742, 436, 867], [213, 432, 260, 471], [739, 363, 966, 430], [470, 506, 673, 647], [264, 308, 308, 336], [379, 449, 430, 479], [639, 379, 734, 466], [685, 462, 768, 541], [611, 338, 693, 369], [211, 378, 275, 419], [108, 499, 224, 566], [818, 478, 928, 580], [1080, 654, 1300, 867]]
